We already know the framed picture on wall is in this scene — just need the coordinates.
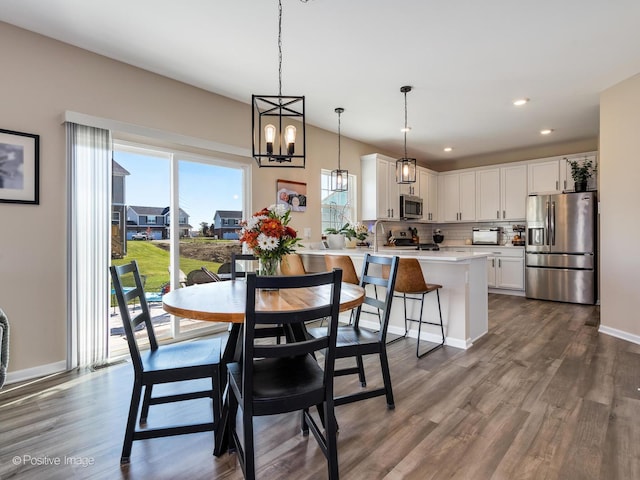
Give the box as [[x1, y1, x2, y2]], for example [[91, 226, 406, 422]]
[[0, 128, 40, 205], [276, 179, 307, 212]]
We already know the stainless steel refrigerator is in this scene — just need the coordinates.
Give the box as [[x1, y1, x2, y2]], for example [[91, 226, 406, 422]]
[[525, 191, 597, 304]]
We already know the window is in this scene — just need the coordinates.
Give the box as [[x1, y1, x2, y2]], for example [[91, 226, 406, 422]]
[[320, 169, 356, 234], [112, 211, 120, 224]]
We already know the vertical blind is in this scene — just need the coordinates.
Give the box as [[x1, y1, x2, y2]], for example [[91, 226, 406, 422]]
[[66, 123, 111, 368]]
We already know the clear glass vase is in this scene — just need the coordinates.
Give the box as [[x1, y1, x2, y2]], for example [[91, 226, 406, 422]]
[[259, 257, 279, 276]]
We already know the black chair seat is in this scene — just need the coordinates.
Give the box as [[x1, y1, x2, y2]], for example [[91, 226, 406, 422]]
[[308, 326, 380, 354], [141, 339, 221, 378], [228, 355, 325, 415]]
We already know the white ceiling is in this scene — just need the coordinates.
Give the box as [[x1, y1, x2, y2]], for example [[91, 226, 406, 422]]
[[2, 0, 640, 163]]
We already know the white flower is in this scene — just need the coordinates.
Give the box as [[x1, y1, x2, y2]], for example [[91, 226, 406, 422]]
[[245, 215, 266, 231], [270, 203, 288, 218], [257, 233, 279, 251]]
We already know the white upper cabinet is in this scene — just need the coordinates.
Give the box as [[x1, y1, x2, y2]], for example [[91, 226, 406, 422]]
[[418, 167, 438, 222], [475, 168, 501, 221], [528, 158, 561, 194], [501, 164, 527, 220], [361, 153, 400, 220], [439, 171, 476, 222], [476, 165, 526, 221]]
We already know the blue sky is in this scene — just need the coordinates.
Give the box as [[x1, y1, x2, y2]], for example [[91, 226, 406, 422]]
[[114, 150, 243, 229]]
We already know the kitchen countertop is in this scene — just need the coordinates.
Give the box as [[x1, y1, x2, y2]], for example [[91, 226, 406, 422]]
[[298, 247, 490, 263]]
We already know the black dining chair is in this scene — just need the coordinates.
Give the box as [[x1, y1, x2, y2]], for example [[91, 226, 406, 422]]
[[227, 270, 343, 480], [230, 252, 258, 279], [308, 253, 400, 409], [110, 260, 222, 464]]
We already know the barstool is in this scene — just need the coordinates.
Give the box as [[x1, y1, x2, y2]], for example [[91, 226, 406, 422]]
[[385, 258, 445, 358]]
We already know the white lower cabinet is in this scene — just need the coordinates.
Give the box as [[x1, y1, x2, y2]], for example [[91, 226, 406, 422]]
[[485, 248, 525, 290]]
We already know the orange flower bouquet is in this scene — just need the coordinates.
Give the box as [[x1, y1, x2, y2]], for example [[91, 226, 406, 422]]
[[239, 204, 302, 275]]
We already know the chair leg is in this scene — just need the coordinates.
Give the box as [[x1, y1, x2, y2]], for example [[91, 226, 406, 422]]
[[121, 381, 143, 464], [356, 355, 367, 387], [302, 407, 311, 435], [140, 384, 153, 423], [242, 412, 255, 480], [378, 347, 395, 409], [324, 401, 340, 480]]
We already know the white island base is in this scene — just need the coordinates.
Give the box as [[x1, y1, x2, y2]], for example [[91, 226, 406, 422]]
[[300, 249, 489, 350]]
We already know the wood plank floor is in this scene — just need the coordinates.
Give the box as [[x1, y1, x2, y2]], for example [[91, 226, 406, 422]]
[[1, 295, 638, 479]]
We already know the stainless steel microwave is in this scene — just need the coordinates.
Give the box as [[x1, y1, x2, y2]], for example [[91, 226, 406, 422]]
[[399, 195, 423, 219]]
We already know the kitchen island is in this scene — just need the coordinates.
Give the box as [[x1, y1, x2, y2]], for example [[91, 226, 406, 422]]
[[299, 248, 490, 349]]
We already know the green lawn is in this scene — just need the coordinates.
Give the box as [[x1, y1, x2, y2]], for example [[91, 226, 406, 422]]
[[112, 241, 222, 292]]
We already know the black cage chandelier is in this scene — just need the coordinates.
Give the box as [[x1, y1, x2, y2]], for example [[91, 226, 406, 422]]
[[396, 85, 417, 184], [252, 0, 306, 168], [330, 107, 348, 192]]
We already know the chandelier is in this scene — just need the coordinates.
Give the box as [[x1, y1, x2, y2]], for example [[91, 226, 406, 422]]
[[396, 85, 416, 184], [330, 107, 348, 191], [252, 0, 306, 168]]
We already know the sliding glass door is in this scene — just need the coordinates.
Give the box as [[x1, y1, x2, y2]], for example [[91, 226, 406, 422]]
[[109, 142, 247, 358]]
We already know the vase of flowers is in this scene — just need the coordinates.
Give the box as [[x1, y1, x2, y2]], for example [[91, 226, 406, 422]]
[[239, 204, 301, 276]]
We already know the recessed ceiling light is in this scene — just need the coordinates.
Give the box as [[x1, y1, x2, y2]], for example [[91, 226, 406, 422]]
[[513, 98, 529, 106], [540, 129, 554, 135], [401, 127, 412, 133], [443, 147, 453, 152]]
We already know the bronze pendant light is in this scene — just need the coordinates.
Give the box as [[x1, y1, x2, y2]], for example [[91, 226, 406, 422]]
[[330, 107, 348, 192], [252, 0, 306, 168], [396, 85, 417, 184]]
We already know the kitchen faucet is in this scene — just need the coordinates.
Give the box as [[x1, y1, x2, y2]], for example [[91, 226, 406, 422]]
[[372, 220, 384, 253]]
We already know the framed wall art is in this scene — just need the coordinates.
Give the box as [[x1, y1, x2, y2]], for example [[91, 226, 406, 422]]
[[0, 128, 40, 204], [276, 179, 307, 212]]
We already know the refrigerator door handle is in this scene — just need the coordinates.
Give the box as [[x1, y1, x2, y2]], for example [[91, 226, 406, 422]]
[[550, 201, 556, 246], [545, 201, 551, 245]]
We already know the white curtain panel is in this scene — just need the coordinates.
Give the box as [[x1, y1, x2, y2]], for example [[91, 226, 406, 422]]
[[66, 123, 111, 368]]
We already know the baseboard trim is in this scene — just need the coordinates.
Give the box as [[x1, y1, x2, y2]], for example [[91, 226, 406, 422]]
[[598, 325, 640, 346], [361, 320, 472, 350], [5, 360, 67, 385]]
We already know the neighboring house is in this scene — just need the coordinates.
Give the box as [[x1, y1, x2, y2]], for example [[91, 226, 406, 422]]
[[111, 160, 130, 258], [127, 206, 192, 239], [212, 210, 242, 239]]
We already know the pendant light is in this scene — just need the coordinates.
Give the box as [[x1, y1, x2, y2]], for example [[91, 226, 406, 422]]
[[330, 107, 348, 192], [396, 85, 416, 184], [252, 0, 306, 168]]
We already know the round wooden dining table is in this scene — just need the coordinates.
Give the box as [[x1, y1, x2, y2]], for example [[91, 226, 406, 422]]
[[162, 278, 366, 323], [162, 278, 365, 457]]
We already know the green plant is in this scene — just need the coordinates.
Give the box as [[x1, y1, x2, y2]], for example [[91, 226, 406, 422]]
[[325, 222, 368, 241], [568, 158, 595, 184]]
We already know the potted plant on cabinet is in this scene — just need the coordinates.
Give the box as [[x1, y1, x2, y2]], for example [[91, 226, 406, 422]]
[[567, 158, 595, 192]]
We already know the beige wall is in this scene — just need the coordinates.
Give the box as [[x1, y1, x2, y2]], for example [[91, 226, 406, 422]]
[[599, 73, 640, 338], [0, 22, 385, 376]]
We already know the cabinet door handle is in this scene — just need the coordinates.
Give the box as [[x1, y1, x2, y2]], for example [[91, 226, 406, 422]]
[[492, 259, 495, 267], [503, 210, 506, 219], [498, 259, 502, 268], [564, 180, 567, 190], [555, 181, 559, 190], [497, 210, 500, 219]]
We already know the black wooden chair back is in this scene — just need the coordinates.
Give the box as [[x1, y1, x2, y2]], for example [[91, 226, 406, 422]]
[[230, 253, 258, 279], [227, 269, 343, 480]]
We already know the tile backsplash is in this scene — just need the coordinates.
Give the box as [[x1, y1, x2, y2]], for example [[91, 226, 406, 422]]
[[371, 220, 525, 247]]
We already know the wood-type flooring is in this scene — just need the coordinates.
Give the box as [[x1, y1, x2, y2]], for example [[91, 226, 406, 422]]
[[1, 294, 638, 479]]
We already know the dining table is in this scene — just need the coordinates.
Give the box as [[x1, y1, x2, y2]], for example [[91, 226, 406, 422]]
[[162, 277, 366, 456]]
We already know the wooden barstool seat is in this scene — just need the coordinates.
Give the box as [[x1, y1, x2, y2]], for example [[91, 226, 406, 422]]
[[384, 257, 445, 358]]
